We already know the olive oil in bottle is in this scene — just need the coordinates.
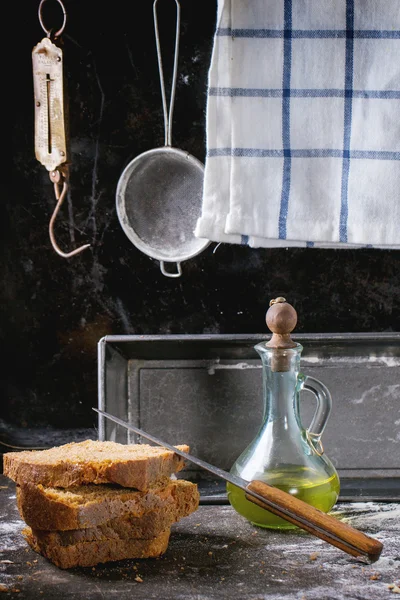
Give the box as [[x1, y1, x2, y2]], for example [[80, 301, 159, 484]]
[[227, 467, 340, 529]]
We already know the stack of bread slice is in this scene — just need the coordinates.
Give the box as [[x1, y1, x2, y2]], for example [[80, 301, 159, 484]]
[[3, 439, 199, 569]]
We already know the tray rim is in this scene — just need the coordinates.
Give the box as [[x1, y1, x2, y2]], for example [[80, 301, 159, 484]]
[[99, 331, 400, 344]]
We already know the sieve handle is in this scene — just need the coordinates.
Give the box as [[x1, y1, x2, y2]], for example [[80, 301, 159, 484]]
[[153, 0, 181, 147], [160, 261, 182, 278]]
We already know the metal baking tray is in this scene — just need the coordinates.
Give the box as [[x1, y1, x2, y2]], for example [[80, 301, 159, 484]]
[[97, 333, 400, 501]]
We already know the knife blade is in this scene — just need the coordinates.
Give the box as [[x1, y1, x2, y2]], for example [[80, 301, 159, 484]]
[[94, 408, 383, 563]]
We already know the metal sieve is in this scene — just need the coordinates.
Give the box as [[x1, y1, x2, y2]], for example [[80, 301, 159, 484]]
[[116, 0, 209, 278]]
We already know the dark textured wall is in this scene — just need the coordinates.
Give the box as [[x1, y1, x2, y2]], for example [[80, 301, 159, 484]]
[[3, 0, 400, 430]]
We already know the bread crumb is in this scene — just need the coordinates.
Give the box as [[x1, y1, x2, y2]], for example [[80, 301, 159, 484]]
[[11, 590, 21, 593], [208, 551, 213, 556], [134, 576, 143, 583], [309, 553, 319, 561], [370, 573, 381, 581], [0, 585, 9, 593], [388, 584, 400, 594]]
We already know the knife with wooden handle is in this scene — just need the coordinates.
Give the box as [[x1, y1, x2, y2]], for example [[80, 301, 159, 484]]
[[94, 408, 383, 563]]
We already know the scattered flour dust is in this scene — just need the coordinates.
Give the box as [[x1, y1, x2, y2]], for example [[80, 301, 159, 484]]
[[0, 519, 25, 552], [1, 493, 25, 554], [342, 503, 400, 529], [0, 516, 26, 589]]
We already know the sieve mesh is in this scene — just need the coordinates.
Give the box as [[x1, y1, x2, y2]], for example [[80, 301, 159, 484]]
[[117, 148, 207, 262]]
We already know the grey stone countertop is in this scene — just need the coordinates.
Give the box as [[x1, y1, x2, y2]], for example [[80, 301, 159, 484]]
[[0, 475, 399, 600]]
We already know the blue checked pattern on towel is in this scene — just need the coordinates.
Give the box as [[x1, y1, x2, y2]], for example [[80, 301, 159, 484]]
[[194, 0, 400, 249]]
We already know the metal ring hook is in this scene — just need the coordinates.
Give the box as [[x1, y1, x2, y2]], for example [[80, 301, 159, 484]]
[[38, 0, 67, 39], [49, 172, 90, 258], [153, 0, 181, 147]]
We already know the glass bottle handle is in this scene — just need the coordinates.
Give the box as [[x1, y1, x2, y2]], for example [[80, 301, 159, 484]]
[[300, 375, 332, 456]]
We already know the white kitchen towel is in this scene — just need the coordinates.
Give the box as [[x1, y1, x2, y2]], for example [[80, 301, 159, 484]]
[[195, 0, 400, 249]]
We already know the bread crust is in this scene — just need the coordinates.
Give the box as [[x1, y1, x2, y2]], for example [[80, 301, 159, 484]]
[[23, 527, 171, 568], [17, 479, 199, 531], [4, 440, 189, 490]]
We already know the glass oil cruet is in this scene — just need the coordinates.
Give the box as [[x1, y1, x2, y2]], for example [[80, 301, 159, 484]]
[[227, 297, 340, 529]]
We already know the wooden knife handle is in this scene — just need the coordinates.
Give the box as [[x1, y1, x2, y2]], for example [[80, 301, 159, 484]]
[[245, 480, 383, 562]]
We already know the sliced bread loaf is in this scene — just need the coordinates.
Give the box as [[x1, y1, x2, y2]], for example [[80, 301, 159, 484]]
[[17, 479, 199, 530], [3, 440, 189, 490], [23, 526, 171, 569], [29, 489, 198, 544]]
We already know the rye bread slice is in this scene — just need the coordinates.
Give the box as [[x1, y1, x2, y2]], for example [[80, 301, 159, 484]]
[[23, 526, 171, 569], [27, 482, 199, 544], [17, 479, 199, 530], [3, 439, 189, 490]]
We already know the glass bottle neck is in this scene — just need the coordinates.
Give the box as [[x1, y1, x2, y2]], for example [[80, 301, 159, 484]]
[[255, 343, 303, 430]]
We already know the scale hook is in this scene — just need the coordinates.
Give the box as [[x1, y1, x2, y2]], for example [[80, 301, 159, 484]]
[[48, 170, 90, 259]]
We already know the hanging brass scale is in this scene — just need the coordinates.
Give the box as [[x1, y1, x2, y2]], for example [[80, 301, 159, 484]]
[[32, 0, 90, 258]]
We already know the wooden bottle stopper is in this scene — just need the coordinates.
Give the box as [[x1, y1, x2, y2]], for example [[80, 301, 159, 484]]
[[265, 297, 297, 372], [266, 297, 297, 349]]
